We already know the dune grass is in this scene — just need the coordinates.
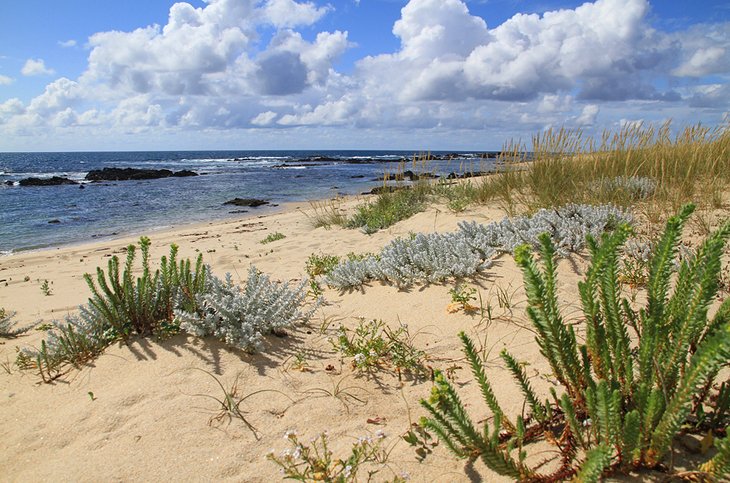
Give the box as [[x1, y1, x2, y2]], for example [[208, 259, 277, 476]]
[[484, 121, 730, 217]]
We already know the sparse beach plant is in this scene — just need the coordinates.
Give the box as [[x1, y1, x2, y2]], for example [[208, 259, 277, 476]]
[[331, 319, 427, 380], [306, 253, 341, 278], [303, 376, 370, 413], [187, 368, 290, 438], [268, 430, 400, 482], [260, 232, 286, 244], [40, 279, 52, 296], [420, 204, 730, 480], [0, 308, 33, 338], [307, 198, 348, 229], [448, 285, 477, 311]]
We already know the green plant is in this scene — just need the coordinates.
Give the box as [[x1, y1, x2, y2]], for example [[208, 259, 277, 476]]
[[40, 279, 52, 296], [331, 319, 427, 380], [268, 430, 401, 482], [420, 204, 730, 481], [447, 285, 477, 313], [84, 237, 205, 338], [347, 184, 429, 234], [260, 232, 286, 244], [20, 239, 207, 382], [306, 253, 341, 278]]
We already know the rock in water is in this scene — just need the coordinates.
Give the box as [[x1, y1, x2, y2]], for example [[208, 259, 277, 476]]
[[85, 168, 199, 181], [18, 176, 78, 186], [223, 198, 270, 207]]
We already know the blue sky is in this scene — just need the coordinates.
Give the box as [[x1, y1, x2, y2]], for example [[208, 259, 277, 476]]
[[1, 0, 729, 151]]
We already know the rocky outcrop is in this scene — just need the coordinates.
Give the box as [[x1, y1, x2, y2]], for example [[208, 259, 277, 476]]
[[18, 176, 78, 186], [223, 198, 270, 207], [85, 168, 198, 182]]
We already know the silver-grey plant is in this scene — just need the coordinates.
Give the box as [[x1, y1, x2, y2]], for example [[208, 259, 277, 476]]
[[326, 204, 632, 289], [591, 176, 657, 200], [0, 308, 33, 338], [175, 267, 320, 352]]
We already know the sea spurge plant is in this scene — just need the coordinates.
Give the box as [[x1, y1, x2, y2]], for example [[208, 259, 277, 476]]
[[176, 266, 320, 352], [83, 237, 207, 337], [23, 238, 207, 380], [420, 204, 730, 481]]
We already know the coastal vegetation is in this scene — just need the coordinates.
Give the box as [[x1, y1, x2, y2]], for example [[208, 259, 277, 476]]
[[17, 237, 318, 381], [0, 308, 32, 338], [420, 205, 730, 481], [333, 122, 729, 233], [3, 122, 729, 481]]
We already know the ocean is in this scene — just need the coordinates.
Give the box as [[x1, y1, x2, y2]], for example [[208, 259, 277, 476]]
[[0, 150, 497, 254]]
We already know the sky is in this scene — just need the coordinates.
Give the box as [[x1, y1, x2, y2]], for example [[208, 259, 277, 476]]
[[0, 0, 729, 151]]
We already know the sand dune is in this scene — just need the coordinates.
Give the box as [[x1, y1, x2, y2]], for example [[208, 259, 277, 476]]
[[0, 194, 724, 482]]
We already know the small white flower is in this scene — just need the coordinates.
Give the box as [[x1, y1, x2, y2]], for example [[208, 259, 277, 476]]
[[284, 429, 297, 440], [400, 471, 410, 480], [292, 446, 302, 460], [368, 349, 377, 358], [375, 429, 386, 439], [343, 465, 353, 478], [354, 353, 366, 365]]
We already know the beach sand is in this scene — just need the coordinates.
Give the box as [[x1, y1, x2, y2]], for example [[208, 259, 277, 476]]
[[0, 193, 723, 481]]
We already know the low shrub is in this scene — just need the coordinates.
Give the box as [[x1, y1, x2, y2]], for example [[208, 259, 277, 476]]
[[325, 204, 632, 289], [176, 267, 320, 352]]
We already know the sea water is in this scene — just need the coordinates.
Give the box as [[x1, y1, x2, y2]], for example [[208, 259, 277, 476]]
[[0, 150, 496, 253]]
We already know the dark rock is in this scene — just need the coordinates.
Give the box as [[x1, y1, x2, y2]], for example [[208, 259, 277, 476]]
[[228, 210, 249, 214], [79, 184, 85, 189], [447, 171, 488, 180], [4, 180, 14, 186], [350, 175, 365, 179], [85, 167, 198, 182], [363, 186, 410, 195], [48, 219, 61, 224], [223, 198, 270, 207], [171, 169, 198, 177], [18, 176, 78, 187]]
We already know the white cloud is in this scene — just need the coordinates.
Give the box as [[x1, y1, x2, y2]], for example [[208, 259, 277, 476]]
[[21, 58, 55, 76], [58, 39, 77, 48], [1, 0, 729, 149], [262, 0, 331, 28], [251, 110, 278, 125], [0, 75, 13, 85], [672, 23, 730, 77], [576, 105, 600, 126]]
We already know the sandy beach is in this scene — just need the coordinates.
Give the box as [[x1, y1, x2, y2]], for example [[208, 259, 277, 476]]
[[0, 189, 726, 482], [0, 191, 544, 482]]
